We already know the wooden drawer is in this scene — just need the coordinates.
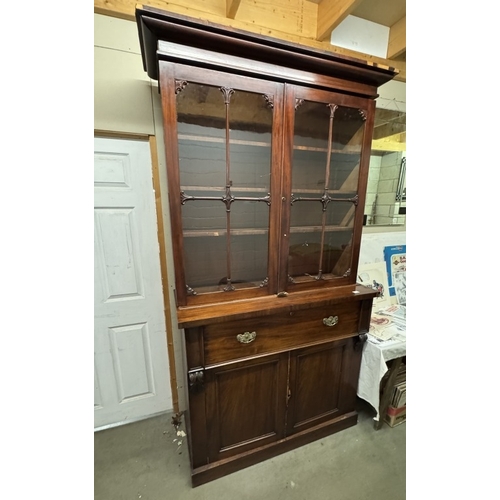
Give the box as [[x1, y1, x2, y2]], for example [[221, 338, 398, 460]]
[[203, 301, 361, 366]]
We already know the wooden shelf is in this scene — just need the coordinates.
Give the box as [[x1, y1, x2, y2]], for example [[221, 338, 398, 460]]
[[290, 225, 352, 234], [178, 133, 362, 154], [182, 225, 351, 237], [181, 186, 270, 193], [183, 228, 269, 237], [291, 189, 357, 195]]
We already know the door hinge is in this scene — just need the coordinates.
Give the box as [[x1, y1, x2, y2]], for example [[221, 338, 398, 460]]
[[188, 368, 205, 393]]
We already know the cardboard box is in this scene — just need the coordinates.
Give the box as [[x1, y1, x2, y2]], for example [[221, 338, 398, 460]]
[[384, 405, 406, 428]]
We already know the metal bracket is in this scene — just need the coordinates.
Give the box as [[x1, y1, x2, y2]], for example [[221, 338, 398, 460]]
[[188, 369, 205, 393]]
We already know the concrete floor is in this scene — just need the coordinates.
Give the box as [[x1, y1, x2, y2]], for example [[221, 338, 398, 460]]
[[94, 398, 405, 500]]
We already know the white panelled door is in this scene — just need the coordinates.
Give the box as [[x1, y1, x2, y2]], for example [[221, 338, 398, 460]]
[[94, 137, 172, 430]]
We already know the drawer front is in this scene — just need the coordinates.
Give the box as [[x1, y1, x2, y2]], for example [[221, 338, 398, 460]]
[[203, 301, 361, 366]]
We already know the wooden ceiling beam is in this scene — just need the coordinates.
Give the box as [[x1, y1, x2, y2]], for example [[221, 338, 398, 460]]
[[226, 0, 241, 19], [316, 0, 364, 42], [372, 132, 406, 152], [387, 15, 406, 59], [373, 109, 406, 140], [373, 122, 406, 140]]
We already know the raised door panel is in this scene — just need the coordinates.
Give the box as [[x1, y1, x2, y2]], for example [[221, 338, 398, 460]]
[[204, 353, 288, 463], [286, 339, 353, 435], [94, 137, 172, 429]]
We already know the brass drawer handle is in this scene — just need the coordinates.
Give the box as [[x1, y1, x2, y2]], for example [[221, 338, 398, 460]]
[[237, 331, 257, 344], [323, 315, 339, 327]]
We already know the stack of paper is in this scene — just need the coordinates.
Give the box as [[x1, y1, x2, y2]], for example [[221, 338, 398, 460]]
[[369, 304, 406, 342]]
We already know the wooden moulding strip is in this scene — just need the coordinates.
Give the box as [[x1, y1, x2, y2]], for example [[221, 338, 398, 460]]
[[177, 284, 378, 328], [94, 129, 149, 140], [149, 135, 179, 414]]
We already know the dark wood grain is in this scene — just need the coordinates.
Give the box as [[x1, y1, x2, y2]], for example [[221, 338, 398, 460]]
[[191, 411, 358, 487], [286, 340, 350, 434], [158, 62, 187, 305], [204, 353, 288, 462], [202, 301, 360, 365], [178, 284, 377, 328], [350, 99, 376, 281], [136, 6, 398, 87]]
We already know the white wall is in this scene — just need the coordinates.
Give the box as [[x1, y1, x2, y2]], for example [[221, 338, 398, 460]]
[[94, 14, 154, 134], [377, 80, 406, 112], [330, 16, 389, 58]]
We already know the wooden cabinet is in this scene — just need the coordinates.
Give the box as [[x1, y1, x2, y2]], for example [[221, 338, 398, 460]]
[[136, 5, 397, 486]]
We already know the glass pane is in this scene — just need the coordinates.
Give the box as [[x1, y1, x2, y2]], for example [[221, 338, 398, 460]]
[[288, 208, 354, 280], [289, 99, 363, 282], [176, 82, 272, 294], [230, 197, 269, 231], [181, 198, 226, 234], [229, 233, 269, 285], [184, 233, 269, 291], [178, 137, 226, 190], [229, 90, 272, 193], [184, 235, 226, 289]]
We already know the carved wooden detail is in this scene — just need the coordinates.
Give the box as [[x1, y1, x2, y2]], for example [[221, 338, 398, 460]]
[[175, 79, 188, 94]]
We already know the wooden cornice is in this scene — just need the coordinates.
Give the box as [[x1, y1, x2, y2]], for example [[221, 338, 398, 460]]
[[94, 0, 405, 82]]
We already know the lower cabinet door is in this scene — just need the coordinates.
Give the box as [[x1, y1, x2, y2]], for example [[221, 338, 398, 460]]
[[204, 352, 289, 462], [286, 338, 354, 435]]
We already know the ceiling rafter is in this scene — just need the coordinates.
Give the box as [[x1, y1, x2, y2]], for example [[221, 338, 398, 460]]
[[387, 15, 405, 59], [373, 121, 406, 141], [316, 0, 364, 41], [226, 0, 241, 19], [371, 131, 406, 152]]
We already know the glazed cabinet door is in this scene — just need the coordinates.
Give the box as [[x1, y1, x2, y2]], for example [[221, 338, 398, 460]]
[[204, 353, 289, 463], [280, 85, 375, 293], [285, 338, 355, 435], [159, 62, 284, 307]]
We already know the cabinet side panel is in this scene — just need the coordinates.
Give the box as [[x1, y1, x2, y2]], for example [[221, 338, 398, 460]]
[[184, 327, 208, 468], [358, 297, 373, 333], [338, 297, 374, 412]]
